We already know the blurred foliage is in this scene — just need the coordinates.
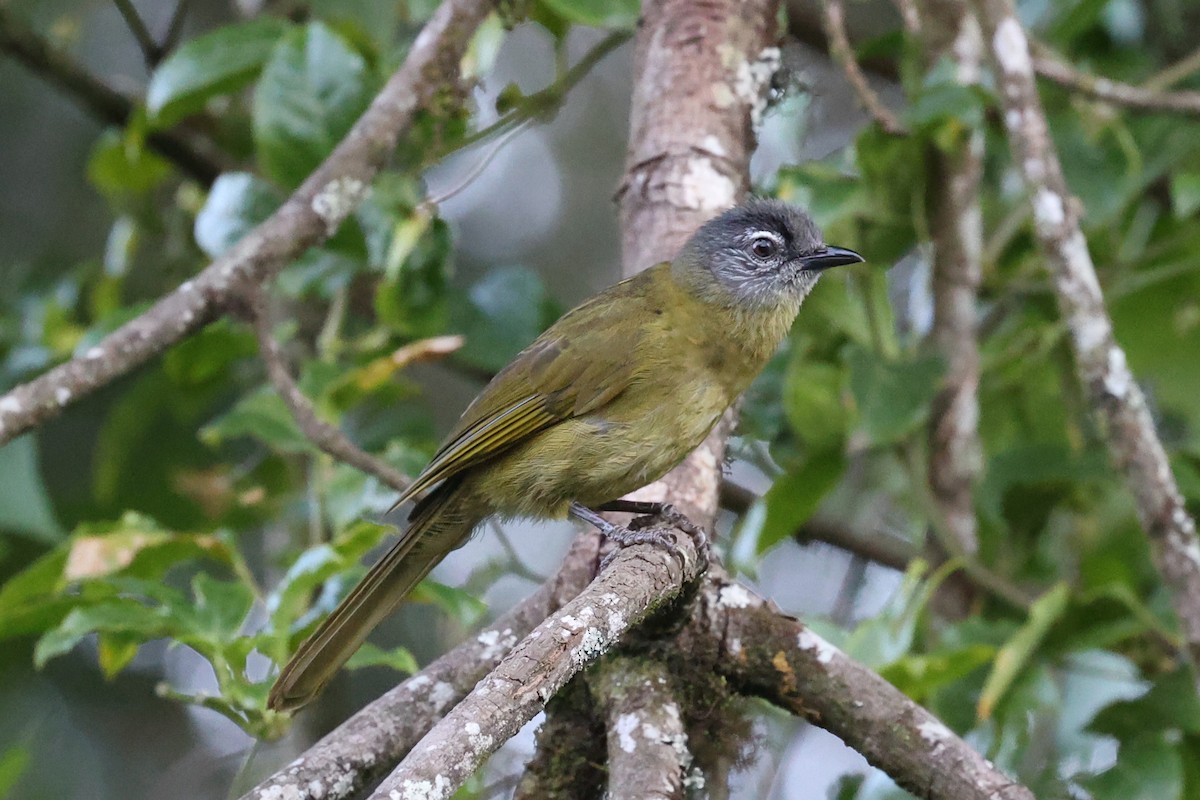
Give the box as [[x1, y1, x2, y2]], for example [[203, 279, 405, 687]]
[[0, 0, 1199, 798]]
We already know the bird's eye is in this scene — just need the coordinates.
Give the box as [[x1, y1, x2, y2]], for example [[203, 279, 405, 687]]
[[750, 236, 777, 260]]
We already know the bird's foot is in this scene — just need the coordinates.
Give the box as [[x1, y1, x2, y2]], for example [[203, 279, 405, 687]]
[[570, 500, 711, 571]]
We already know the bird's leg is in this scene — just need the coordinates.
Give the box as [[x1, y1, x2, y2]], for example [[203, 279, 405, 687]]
[[568, 501, 709, 570]]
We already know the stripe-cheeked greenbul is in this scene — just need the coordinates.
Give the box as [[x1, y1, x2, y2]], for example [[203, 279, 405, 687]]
[[268, 198, 864, 712]]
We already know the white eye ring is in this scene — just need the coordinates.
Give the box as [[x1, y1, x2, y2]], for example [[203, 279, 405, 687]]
[[749, 232, 783, 260]]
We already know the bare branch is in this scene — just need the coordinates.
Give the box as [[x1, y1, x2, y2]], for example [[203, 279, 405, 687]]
[[0, 0, 494, 447], [975, 0, 1200, 669], [701, 572, 1036, 800], [247, 287, 414, 492], [240, 535, 602, 800], [1032, 43, 1200, 117], [113, 0, 162, 67], [367, 529, 707, 800], [0, 5, 225, 184], [820, 0, 907, 135], [592, 657, 693, 800], [917, 1, 985, 571]]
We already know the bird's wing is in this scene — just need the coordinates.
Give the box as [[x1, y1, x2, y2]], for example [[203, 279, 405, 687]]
[[390, 267, 660, 509]]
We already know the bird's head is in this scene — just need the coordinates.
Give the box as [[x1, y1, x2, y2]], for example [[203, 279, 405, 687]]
[[674, 198, 864, 312]]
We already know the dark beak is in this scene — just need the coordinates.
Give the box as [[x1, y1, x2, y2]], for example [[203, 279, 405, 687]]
[[798, 245, 865, 272]]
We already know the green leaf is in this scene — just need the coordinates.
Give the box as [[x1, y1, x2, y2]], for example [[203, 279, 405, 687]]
[[253, 22, 375, 188], [147, 18, 292, 126], [977, 582, 1071, 719], [782, 359, 849, 451], [345, 641, 419, 675], [1090, 668, 1200, 737], [0, 435, 62, 543], [537, 0, 640, 28], [1171, 172, 1200, 219], [201, 386, 315, 454], [1080, 732, 1184, 800], [374, 217, 453, 338], [193, 172, 281, 258], [87, 130, 171, 198], [846, 346, 944, 445], [0, 744, 30, 798], [189, 573, 254, 641], [743, 448, 846, 555], [34, 600, 171, 669], [409, 580, 487, 627], [454, 266, 560, 372]]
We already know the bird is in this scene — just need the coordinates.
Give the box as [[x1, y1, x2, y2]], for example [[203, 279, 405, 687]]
[[267, 197, 864, 712]]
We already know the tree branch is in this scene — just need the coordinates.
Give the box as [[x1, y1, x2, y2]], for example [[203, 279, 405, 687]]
[[910, 0, 986, 618], [592, 656, 694, 800], [701, 572, 1036, 800], [112, 0, 162, 67], [248, 287, 417, 493], [820, 0, 907, 135], [974, 0, 1200, 670], [0, 4, 225, 184], [367, 529, 707, 800], [1032, 43, 1200, 117], [240, 535, 602, 800], [0, 0, 494, 447]]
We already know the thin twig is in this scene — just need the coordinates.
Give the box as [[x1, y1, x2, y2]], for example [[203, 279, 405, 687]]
[[112, 0, 161, 67], [820, 0, 907, 135], [0, 5, 224, 184], [0, 0, 495, 447], [1032, 42, 1200, 117], [247, 287, 413, 493], [976, 0, 1200, 674], [161, 0, 191, 57]]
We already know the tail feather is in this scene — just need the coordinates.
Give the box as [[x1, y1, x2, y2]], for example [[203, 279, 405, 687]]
[[268, 487, 479, 712]]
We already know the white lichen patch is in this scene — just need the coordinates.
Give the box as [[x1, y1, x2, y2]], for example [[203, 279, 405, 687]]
[[598, 592, 620, 607], [918, 718, 953, 747], [408, 674, 431, 689], [86, 346, 105, 360], [729, 637, 742, 656], [1033, 188, 1065, 235], [570, 627, 607, 666], [391, 774, 451, 800], [606, 610, 626, 635], [427, 680, 456, 711], [464, 721, 494, 753], [670, 156, 737, 213], [476, 627, 516, 661], [615, 712, 639, 753], [717, 584, 756, 608], [992, 17, 1031, 76], [1102, 347, 1131, 399], [700, 134, 727, 158], [796, 628, 839, 664], [0, 396, 21, 415], [55, 387, 71, 406], [258, 785, 304, 800], [715, 45, 781, 128], [1069, 314, 1109, 354], [312, 176, 367, 235]]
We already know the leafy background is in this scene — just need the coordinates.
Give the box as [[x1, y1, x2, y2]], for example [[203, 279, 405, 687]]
[[2, 0, 1200, 798]]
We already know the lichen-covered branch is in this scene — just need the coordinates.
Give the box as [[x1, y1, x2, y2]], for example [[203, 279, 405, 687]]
[[592, 656, 695, 800], [1032, 43, 1200, 116], [240, 535, 601, 800], [0, 0, 494, 447], [701, 573, 1035, 800], [917, 0, 984, 561], [974, 0, 1200, 670], [367, 530, 706, 800], [0, 4, 225, 184], [820, 0, 907, 135]]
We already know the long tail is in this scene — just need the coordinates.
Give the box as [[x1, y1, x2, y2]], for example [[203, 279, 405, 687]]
[[268, 485, 480, 712]]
